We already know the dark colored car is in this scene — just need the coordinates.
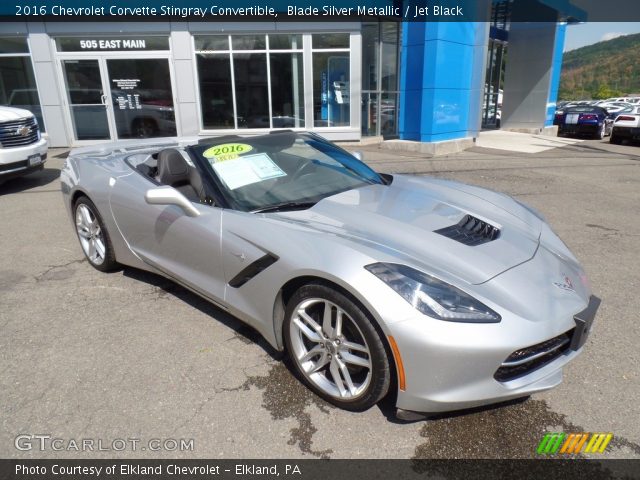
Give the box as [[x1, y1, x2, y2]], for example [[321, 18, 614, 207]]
[[555, 106, 613, 139]]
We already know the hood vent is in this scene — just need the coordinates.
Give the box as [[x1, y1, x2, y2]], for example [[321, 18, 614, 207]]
[[434, 214, 500, 246]]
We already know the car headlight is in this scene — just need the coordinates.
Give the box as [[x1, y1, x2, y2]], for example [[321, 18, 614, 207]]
[[365, 263, 501, 323]]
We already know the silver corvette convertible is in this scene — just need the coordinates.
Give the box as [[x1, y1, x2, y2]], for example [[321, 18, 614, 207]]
[[61, 131, 600, 415]]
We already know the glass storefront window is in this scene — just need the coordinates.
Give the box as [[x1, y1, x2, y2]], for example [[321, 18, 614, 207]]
[[61, 59, 110, 140], [197, 54, 234, 129], [196, 34, 309, 130], [313, 52, 350, 127], [106, 59, 177, 139], [195, 36, 229, 51], [361, 22, 400, 137], [270, 53, 304, 128], [313, 33, 349, 49], [312, 33, 350, 127], [361, 24, 379, 91], [195, 32, 353, 130], [0, 37, 29, 54], [0, 39, 45, 132], [232, 35, 266, 50], [233, 53, 269, 128], [268, 34, 302, 50], [381, 23, 399, 92]]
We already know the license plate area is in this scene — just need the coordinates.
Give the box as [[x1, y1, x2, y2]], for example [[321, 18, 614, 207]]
[[570, 295, 601, 351], [566, 113, 579, 124], [28, 154, 41, 167]]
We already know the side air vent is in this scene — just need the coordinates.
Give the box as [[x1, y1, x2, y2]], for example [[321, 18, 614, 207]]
[[434, 214, 500, 246], [228, 254, 279, 288]]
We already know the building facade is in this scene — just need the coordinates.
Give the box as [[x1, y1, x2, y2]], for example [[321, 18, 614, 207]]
[[0, 2, 571, 149]]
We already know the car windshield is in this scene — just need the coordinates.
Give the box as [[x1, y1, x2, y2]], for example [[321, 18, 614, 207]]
[[188, 132, 384, 212]]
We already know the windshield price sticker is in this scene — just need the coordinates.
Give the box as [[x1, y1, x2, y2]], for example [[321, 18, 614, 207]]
[[212, 153, 286, 190], [203, 143, 253, 162]]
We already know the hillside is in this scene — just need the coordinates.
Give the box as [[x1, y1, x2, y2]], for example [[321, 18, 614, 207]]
[[559, 32, 640, 100]]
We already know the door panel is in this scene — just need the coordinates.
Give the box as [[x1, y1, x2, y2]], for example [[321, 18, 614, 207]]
[[109, 172, 226, 302], [61, 59, 110, 140], [105, 58, 177, 139]]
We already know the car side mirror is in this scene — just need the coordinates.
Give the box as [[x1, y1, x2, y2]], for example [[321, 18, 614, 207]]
[[145, 186, 200, 217], [352, 151, 363, 161]]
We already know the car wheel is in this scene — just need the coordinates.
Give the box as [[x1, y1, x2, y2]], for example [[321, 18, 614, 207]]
[[132, 118, 158, 138], [610, 133, 622, 144], [284, 283, 391, 411], [74, 196, 118, 272], [595, 124, 605, 140]]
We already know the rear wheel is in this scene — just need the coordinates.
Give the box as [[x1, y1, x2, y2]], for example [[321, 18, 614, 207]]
[[594, 124, 605, 140], [74, 196, 118, 272], [283, 283, 391, 411], [610, 133, 622, 144]]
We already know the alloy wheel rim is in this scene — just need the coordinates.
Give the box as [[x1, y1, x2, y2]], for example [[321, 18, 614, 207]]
[[289, 298, 372, 400], [75, 204, 106, 266]]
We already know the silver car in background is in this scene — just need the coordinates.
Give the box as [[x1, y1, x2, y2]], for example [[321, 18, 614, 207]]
[[60, 131, 600, 415]]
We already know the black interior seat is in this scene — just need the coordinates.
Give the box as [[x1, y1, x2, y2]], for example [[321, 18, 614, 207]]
[[156, 148, 205, 203]]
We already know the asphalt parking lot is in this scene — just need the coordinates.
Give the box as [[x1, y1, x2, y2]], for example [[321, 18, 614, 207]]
[[1, 136, 639, 460]]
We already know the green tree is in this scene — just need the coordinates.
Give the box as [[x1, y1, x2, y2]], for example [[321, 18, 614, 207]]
[[592, 84, 616, 100]]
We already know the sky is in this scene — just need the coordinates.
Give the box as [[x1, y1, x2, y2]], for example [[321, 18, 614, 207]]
[[563, 22, 640, 51]]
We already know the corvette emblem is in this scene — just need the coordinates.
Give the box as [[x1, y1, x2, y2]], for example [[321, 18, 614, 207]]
[[553, 274, 574, 292], [16, 126, 30, 137]]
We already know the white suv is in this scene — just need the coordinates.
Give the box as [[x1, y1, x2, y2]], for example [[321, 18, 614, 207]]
[[0, 106, 48, 183]]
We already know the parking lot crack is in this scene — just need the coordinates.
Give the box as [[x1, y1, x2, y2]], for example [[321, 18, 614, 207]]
[[34, 258, 86, 283]]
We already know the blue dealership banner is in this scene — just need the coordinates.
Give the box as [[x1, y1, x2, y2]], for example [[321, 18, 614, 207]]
[[4, 0, 640, 23]]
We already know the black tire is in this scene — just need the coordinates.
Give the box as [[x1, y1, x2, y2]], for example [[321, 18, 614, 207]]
[[610, 133, 622, 144], [73, 195, 118, 272], [594, 124, 605, 140], [283, 283, 391, 411]]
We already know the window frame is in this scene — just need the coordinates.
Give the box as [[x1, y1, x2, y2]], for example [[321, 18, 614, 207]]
[[192, 32, 356, 135]]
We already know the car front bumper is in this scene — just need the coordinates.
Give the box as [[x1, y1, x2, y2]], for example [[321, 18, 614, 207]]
[[0, 137, 48, 180], [380, 237, 597, 414]]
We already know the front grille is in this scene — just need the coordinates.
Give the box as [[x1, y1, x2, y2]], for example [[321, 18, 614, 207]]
[[0, 117, 39, 148], [434, 214, 500, 246], [494, 329, 574, 382]]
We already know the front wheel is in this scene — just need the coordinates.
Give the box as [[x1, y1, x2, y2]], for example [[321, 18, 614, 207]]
[[74, 196, 118, 272], [283, 284, 391, 411]]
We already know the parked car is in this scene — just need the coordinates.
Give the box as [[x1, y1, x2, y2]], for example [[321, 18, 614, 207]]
[[0, 106, 48, 183], [610, 110, 640, 144], [61, 131, 600, 415], [556, 105, 613, 139], [597, 102, 633, 114]]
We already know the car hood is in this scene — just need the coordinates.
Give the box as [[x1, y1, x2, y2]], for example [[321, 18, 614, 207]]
[[272, 175, 542, 285], [0, 106, 34, 122]]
